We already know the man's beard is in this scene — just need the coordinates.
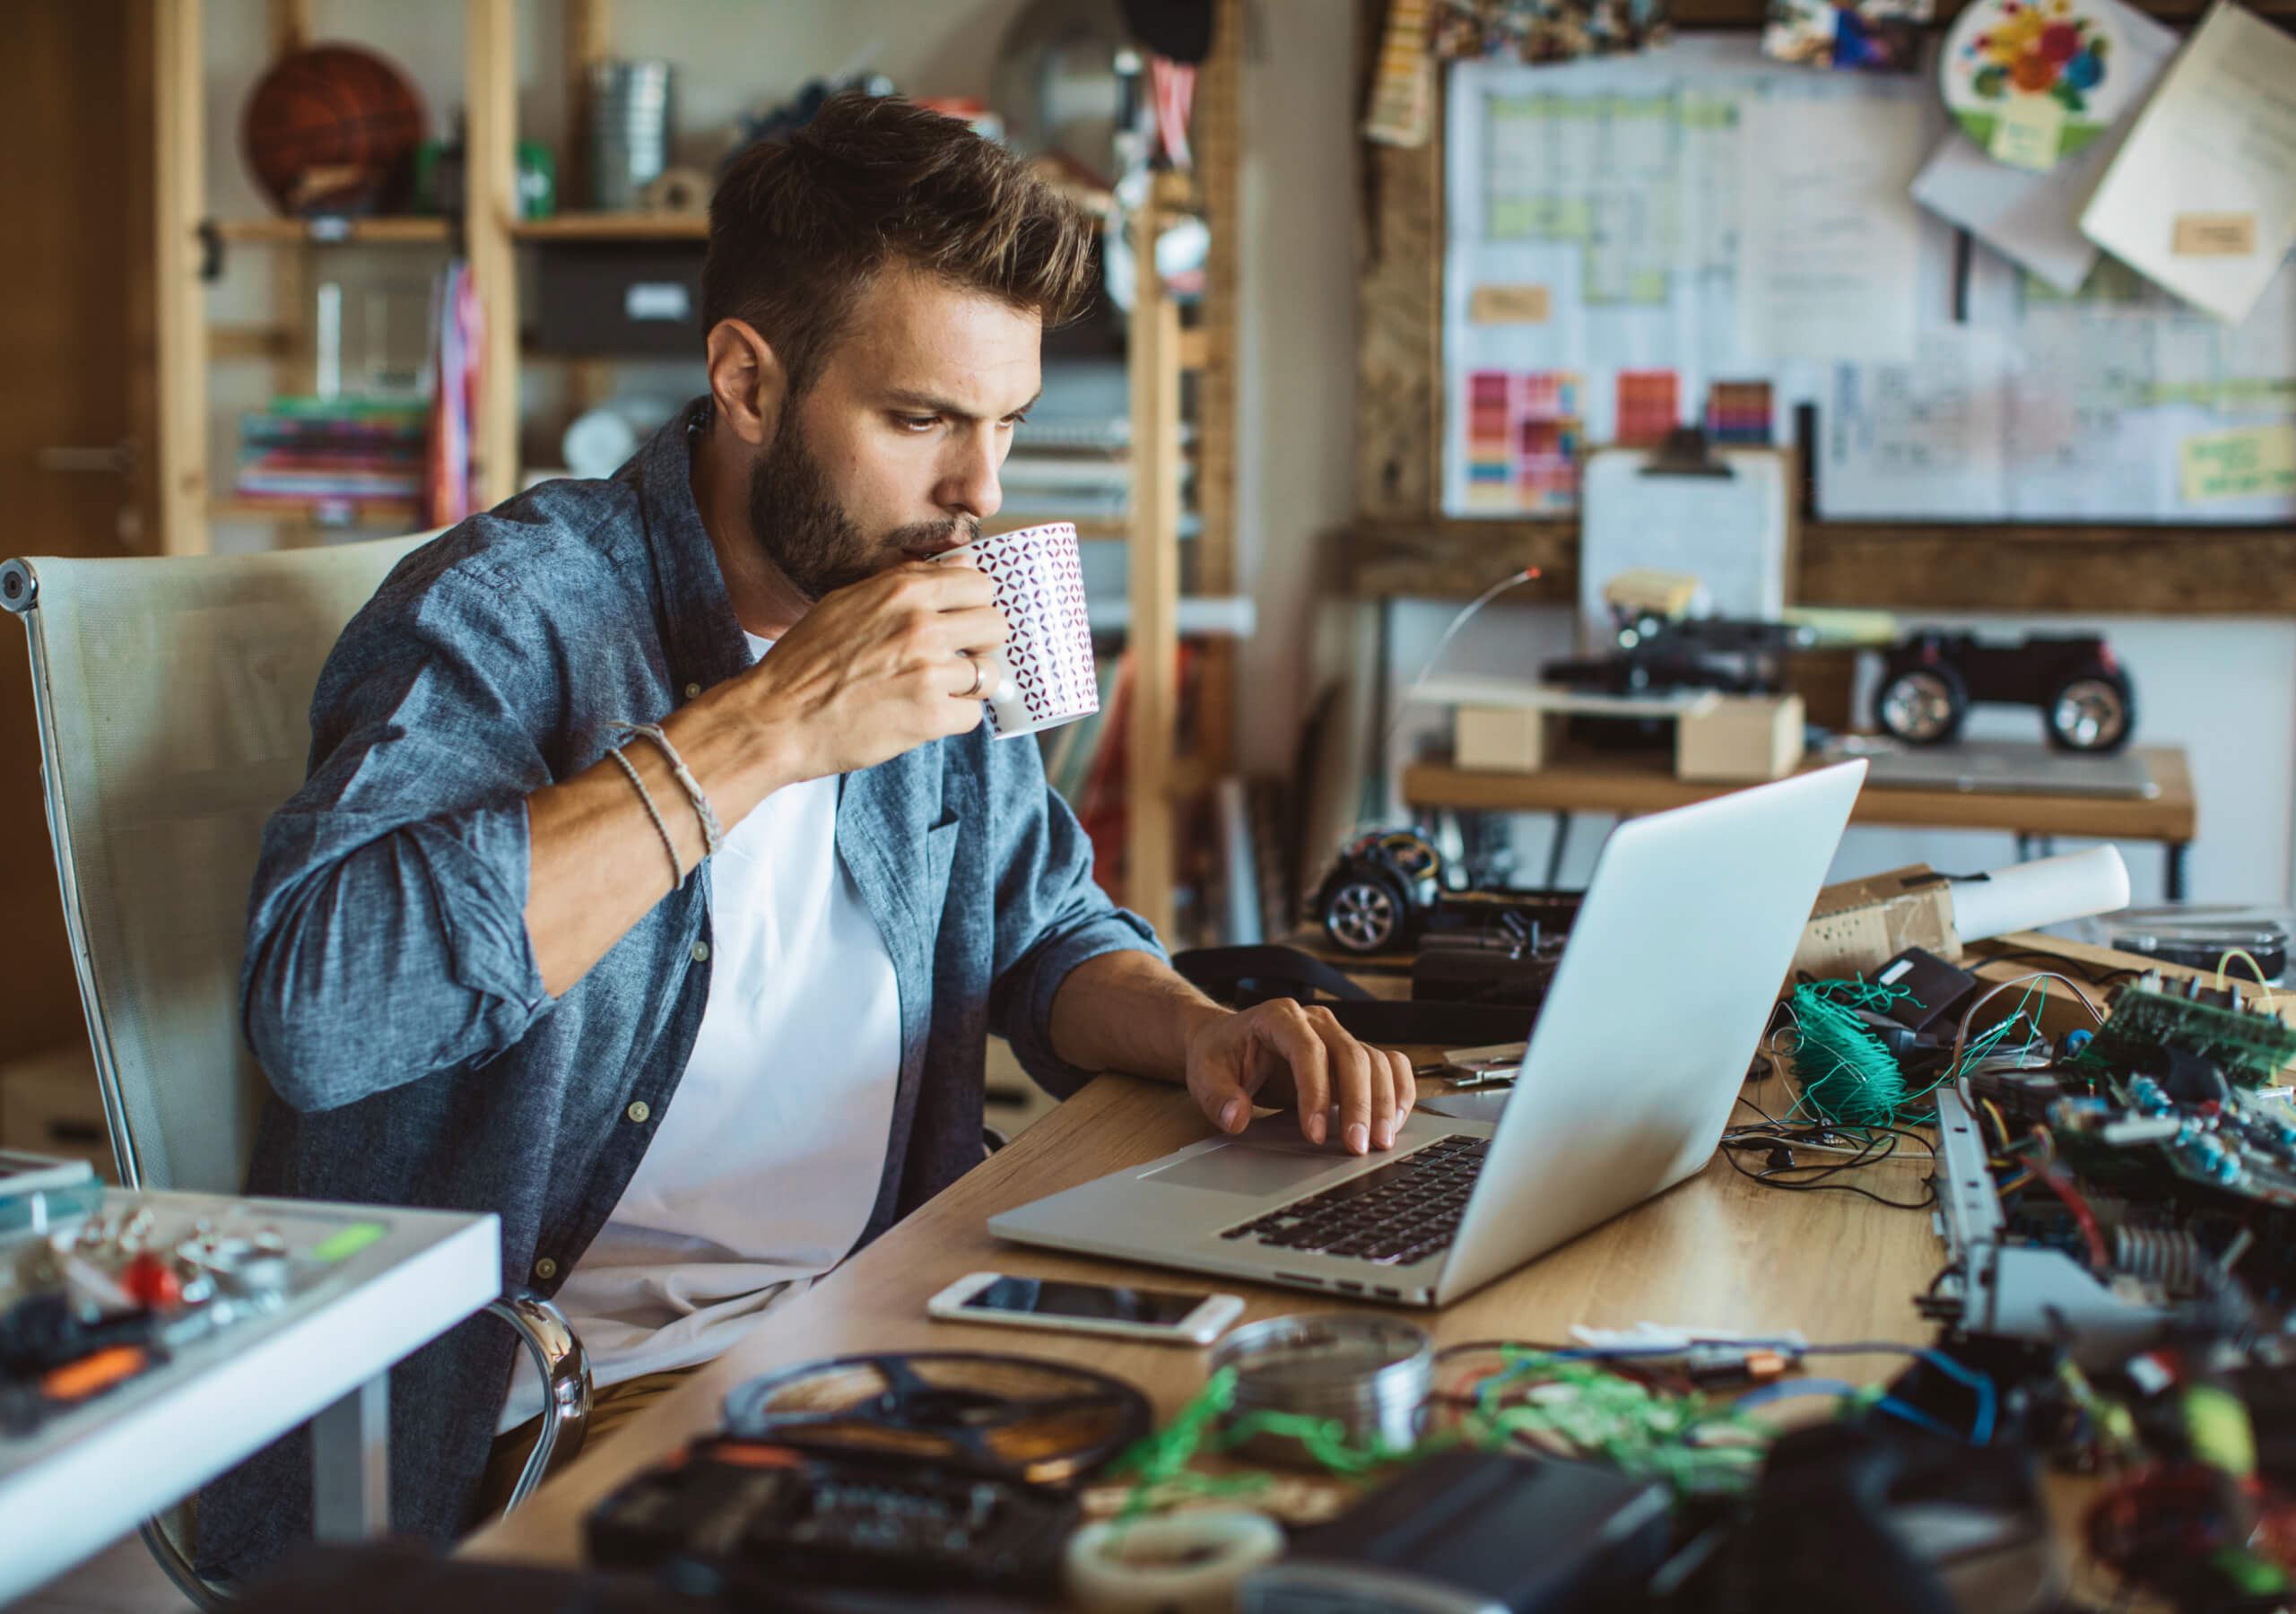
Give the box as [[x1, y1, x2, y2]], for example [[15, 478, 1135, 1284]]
[[745, 412, 977, 603]]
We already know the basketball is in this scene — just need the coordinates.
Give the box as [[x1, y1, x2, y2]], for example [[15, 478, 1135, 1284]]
[[242, 45, 425, 216]]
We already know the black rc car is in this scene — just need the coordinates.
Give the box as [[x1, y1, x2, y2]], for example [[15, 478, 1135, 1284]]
[[1310, 830, 1578, 956], [1872, 631, 2135, 754]]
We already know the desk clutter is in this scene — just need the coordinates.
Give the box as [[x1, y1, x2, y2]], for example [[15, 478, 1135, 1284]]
[[1422, 563, 2144, 791], [0, 1168, 388, 1436], [376, 888, 2280, 1613]]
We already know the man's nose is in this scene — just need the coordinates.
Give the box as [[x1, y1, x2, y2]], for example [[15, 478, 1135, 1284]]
[[938, 430, 1004, 522]]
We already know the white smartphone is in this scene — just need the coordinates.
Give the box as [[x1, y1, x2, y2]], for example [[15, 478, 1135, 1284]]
[[926, 1271, 1245, 1346]]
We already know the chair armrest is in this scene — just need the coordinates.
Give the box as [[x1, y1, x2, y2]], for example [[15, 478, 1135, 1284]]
[[486, 1289, 592, 1516]]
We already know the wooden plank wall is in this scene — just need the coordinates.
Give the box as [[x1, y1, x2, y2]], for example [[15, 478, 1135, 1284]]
[[1349, 0, 2296, 611]]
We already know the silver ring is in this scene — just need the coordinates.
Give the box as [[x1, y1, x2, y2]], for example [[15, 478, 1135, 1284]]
[[961, 655, 987, 699]]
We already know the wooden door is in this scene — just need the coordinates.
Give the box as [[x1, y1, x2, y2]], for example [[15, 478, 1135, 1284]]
[[0, 1, 154, 1056]]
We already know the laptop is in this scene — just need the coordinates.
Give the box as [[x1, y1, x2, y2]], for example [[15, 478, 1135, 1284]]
[[989, 761, 1866, 1308]]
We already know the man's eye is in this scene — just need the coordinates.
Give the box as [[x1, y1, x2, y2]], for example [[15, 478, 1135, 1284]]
[[897, 414, 939, 431], [1000, 413, 1029, 430]]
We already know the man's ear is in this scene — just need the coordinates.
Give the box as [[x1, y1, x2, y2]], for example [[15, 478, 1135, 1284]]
[[703, 318, 786, 447]]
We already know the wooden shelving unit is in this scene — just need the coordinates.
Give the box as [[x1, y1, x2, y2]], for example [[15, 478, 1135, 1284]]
[[511, 212, 709, 241], [150, 0, 1243, 937], [210, 216, 451, 244]]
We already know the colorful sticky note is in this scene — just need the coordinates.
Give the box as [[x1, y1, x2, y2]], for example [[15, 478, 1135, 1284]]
[[2172, 213, 2259, 257], [2179, 426, 2296, 503], [1468, 283, 1552, 324], [1987, 92, 2067, 171]]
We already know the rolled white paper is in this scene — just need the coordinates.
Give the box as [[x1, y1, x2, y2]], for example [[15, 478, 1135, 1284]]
[[1949, 846, 2132, 944]]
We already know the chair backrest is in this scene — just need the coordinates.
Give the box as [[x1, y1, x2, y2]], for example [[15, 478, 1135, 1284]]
[[3, 534, 435, 1193]]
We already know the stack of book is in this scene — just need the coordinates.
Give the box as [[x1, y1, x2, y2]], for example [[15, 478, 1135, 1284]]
[[235, 397, 426, 512]]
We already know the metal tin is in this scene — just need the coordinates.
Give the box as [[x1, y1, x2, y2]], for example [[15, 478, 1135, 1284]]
[[1210, 1314, 1432, 1467], [589, 60, 675, 212]]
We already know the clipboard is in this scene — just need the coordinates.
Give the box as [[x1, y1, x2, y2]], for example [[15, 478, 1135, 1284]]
[[1578, 428, 1799, 644]]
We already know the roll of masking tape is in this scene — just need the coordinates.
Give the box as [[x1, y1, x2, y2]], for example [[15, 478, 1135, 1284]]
[[1065, 1509, 1284, 1614], [639, 164, 709, 214]]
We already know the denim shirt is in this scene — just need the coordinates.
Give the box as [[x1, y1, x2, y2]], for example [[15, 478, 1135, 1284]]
[[199, 403, 1160, 1576]]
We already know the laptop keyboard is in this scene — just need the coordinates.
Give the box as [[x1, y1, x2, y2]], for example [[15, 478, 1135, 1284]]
[[1217, 1134, 1488, 1266]]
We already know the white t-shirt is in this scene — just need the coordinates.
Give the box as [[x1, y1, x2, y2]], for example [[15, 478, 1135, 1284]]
[[501, 632, 903, 1429]]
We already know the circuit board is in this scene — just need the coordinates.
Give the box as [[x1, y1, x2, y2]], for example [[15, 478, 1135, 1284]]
[[2080, 976, 2296, 1089]]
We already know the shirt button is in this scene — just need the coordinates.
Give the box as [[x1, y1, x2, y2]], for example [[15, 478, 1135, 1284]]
[[626, 1100, 651, 1124], [683, 682, 701, 700], [691, 941, 710, 963], [533, 1256, 557, 1281]]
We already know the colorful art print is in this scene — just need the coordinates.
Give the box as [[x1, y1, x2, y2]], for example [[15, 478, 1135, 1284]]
[[1943, 0, 2129, 161], [1762, 0, 1927, 73], [1433, 0, 1671, 65]]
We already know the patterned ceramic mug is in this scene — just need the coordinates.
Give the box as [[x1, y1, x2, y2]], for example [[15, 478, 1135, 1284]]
[[945, 522, 1100, 740]]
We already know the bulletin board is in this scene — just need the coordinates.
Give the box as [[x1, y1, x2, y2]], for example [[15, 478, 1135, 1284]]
[[1350, 0, 2296, 614]]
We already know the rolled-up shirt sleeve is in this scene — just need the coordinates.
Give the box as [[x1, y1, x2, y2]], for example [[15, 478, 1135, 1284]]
[[242, 565, 557, 1114], [981, 741, 1164, 1099]]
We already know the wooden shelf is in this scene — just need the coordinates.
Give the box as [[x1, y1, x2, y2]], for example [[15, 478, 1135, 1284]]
[[210, 325, 293, 361], [211, 216, 449, 244], [511, 212, 709, 242], [210, 497, 421, 528]]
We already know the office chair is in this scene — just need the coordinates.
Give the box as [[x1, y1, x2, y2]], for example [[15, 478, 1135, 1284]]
[[1, 537, 590, 1606]]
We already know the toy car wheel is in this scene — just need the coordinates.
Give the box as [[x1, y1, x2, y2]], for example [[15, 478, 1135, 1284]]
[[1874, 663, 1967, 746], [2045, 668, 2135, 753], [1323, 876, 1406, 954]]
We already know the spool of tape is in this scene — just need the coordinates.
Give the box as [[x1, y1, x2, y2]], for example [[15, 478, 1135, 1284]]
[[1065, 1510, 1284, 1614], [639, 164, 709, 214]]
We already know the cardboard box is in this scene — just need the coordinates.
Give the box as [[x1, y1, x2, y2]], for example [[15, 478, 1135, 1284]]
[[1676, 693, 1805, 783], [1454, 705, 1551, 773], [1794, 864, 1961, 982]]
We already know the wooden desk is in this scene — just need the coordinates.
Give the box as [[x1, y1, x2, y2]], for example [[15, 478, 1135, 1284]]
[[1405, 744, 2197, 900], [465, 1072, 1942, 1569]]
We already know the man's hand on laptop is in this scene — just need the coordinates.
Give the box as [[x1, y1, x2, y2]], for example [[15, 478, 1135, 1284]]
[[1048, 953, 1415, 1157], [1187, 1002, 1416, 1156]]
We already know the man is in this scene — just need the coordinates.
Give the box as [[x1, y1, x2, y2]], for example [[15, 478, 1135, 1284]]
[[204, 93, 1414, 1572]]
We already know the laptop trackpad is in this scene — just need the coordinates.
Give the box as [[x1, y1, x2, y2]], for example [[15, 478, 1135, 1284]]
[[1142, 1143, 1340, 1196]]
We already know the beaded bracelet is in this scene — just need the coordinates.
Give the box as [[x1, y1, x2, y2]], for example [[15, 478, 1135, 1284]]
[[608, 720, 726, 857], [607, 745, 684, 888]]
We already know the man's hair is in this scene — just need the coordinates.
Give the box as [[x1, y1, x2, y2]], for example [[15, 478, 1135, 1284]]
[[701, 92, 1099, 394]]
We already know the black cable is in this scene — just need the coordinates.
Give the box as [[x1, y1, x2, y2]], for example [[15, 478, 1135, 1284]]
[[1971, 948, 2147, 987], [1719, 1141, 1937, 1210]]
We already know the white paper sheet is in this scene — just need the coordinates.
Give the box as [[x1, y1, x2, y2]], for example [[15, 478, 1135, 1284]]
[[1909, 0, 2179, 292], [2080, 0, 2296, 324], [1819, 325, 2011, 517], [1578, 447, 1793, 638], [1735, 97, 1927, 366]]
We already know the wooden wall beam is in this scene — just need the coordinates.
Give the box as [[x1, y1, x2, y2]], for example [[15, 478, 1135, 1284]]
[[152, 0, 207, 555], [1191, 0, 1244, 781], [1127, 175, 1191, 940], [465, 0, 519, 508], [1347, 515, 2296, 614], [1354, 0, 1444, 520]]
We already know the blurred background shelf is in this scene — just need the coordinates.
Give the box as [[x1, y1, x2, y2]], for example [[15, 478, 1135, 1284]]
[[510, 212, 709, 241]]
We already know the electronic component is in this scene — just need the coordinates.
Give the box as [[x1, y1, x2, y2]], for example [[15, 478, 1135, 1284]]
[[588, 1352, 1151, 1597], [2083, 971, 2296, 1089], [2, 1196, 378, 1436], [1238, 1451, 1670, 1614], [587, 1438, 1078, 1596], [1716, 1417, 2057, 1614], [1868, 947, 1979, 1037], [717, 1352, 1150, 1488]]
